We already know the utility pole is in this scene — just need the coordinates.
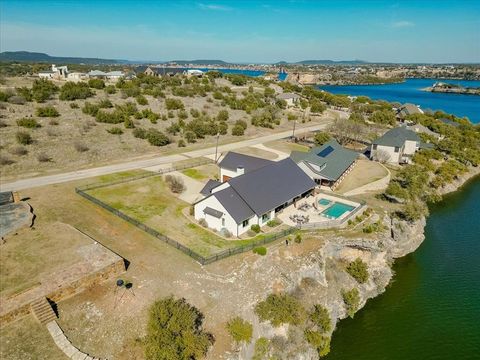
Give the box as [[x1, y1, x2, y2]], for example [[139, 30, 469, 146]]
[[214, 133, 220, 163], [292, 119, 296, 142]]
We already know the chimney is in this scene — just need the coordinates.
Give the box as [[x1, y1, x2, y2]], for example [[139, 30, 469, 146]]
[[237, 166, 244, 175]]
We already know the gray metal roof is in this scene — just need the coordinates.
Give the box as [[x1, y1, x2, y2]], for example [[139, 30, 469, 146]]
[[200, 179, 222, 196], [372, 127, 420, 147], [228, 158, 316, 216], [438, 118, 460, 127], [203, 206, 223, 218], [398, 103, 422, 117], [290, 140, 358, 181], [0, 192, 14, 206], [218, 152, 273, 173], [213, 187, 255, 223], [277, 92, 301, 100]]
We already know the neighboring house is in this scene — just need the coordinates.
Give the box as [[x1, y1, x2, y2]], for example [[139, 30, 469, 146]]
[[67, 72, 87, 81], [397, 103, 424, 119], [407, 123, 441, 139], [87, 70, 124, 81], [218, 152, 273, 182], [290, 140, 358, 189], [438, 118, 460, 128], [186, 69, 204, 77], [87, 70, 107, 78], [370, 127, 431, 164], [276, 92, 301, 106], [144, 66, 185, 77], [194, 157, 316, 236], [39, 64, 68, 79]]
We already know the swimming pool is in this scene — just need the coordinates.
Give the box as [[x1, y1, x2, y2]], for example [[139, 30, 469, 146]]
[[322, 202, 355, 219], [318, 198, 331, 206]]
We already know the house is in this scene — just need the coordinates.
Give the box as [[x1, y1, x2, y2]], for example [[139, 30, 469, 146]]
[[397, 103, 423, 119], [438, 118, 460, 128], [407, 123, 441, 139], [87, 70, 124, 81], [218, 152, 273, 182], [186, 69, 204, 77], [67, 72, 87, 81], [276, 92, 301, 106], [194, 156, 316, 236], [370, 127, 431, 164], [144, 66, 185, 77], [290, 140, 358, 189], [39, 64, 68, 79]]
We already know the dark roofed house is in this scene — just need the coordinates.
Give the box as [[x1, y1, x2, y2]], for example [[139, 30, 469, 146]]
[[194, 158, 316, 236], [200, 179, 222, 196], [438, 118, 460, 128], [290, 140, 358, 189], [276, 92, 302, 106], [397, 103, 424, 119], [218, 152, 273, 182]]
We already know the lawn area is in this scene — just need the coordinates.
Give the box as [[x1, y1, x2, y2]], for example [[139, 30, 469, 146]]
[[335, 159, 389, 194], [233, 146, 279, 160], [181, 164, 218, 181], [264, 140, 309, 154], [87, 175, 264, 257]]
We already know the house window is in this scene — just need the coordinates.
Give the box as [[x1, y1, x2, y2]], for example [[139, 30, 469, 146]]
[[394, 147, 400, 153], [242, 219, 249, 227], [262, 213, 271, 222], [222, 218, 225, 227]]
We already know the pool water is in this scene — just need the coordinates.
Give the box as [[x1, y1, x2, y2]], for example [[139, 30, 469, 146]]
[[322, 202, 355, 218], [318, 198, 332, 206]]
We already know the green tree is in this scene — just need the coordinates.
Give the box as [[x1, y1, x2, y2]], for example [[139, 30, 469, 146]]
[[255, 293, 306, 327], [304, 330, 331, 357], [342, 288, 360, 318], [226, 317, 253, 344], [309, 305, 331, 333], [313, 132, 331, 146], [369, 109, 396, 125], [88, 78, 105, 89], [346, 258, 369, 284], [145, 296, 213, 360]]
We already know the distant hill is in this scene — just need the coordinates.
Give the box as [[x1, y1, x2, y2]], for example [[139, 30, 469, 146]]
[[168, 59, 230, 65], [0, 51, 131, 65], [276, 59, 368, 65]]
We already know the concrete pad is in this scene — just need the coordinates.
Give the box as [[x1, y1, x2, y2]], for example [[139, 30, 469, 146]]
[[170, 171, 205, 204], [46, 321, 63, 338], [71, 351, 87, 360]]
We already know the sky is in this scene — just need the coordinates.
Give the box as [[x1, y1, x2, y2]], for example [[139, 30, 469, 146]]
[[1, 0, 479, 63]]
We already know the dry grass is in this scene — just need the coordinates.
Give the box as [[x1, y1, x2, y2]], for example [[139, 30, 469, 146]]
[[264, 139, 309, 154], [335, 159, 389, 194], [233, 146, 279, 160]]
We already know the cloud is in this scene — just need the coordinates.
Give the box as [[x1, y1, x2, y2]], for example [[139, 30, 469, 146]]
[[391, 20, 415, 28], [197, 3, 232, 11]]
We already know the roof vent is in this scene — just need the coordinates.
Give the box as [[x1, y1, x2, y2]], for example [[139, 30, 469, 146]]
[[237, 166, 245, 175]]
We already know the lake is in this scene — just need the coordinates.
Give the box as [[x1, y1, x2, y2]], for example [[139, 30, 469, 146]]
[[319, 79, 480, 123], [325, 178, 480, 360], [187, 68, 288, 81]]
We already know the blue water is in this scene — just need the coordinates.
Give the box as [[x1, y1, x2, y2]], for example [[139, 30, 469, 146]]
[[319, 78, 480, 123], [188, 67, 288, 81], [318, 198, 332, 206], [322, 202, 355, 218]]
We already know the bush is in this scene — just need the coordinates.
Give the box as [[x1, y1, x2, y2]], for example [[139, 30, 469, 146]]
[[74, 142, 89, 152], [304, 330, 331, 357], [0, 155, 15, 165], [107, 127, 123, 135], [37, 153, 52, 162], [16, 131, 32, 145], [178, 139, 186, 147], [310, 100, 327, 114], [88, 78, 105, 89], [266, 219, 280, 227], [165, 98, 184, 110], [314, 132, 331, 146], [342, 288, 360, 318], [31, 79, 58, 102], [216, 109, 229, 121], [235, 119, 248, 130], [226, 317, 253, 344], [104, 85, 116, 94], [136, 95, 148, 105], [255, 293, 306, 327], [146, 129, 170, 146], [253, 246, 267, 256], [133, 127, 147, 139], [346, 258, 369, 284], [309, 305, 332, 333], [252, 338, 269, 360], [231, 124, 245, 136], [36, 105, 59, 117], [184, 131, 196, 143], [70, 102, 79, 109], [16, 118, 40, 128], [124, 118, 135, 129], [59, 81, 94, 100], [165, 174, 185, 193], [144, 296, 213, 360], [251, 224, 261, 233], [294, 232, 302, 243], [82, 102, 101, 116]]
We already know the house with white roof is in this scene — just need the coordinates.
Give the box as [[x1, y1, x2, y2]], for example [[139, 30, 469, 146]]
[[276, 92, 301, 106], [194, 153, 316, 236], [39, 64, 68, 79]]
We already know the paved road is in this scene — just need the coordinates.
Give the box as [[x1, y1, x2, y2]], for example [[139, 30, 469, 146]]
[[1, 123, 329, 192]]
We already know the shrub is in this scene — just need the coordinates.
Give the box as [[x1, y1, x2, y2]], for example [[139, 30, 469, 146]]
[[70, 102, 79, 109], [294, 232, 302, 243], [107, 127, 123, 135], [314, 132, 331, 146], [136, 95, 148, 105], [124, 118, 135, 129], [216, 109, 229, 122], [98, 99, 113, 108], [255, 293, 306, 327], [146, 129, 170, 146], [104, 85, 117, 94], [0, 155, 15, 165], [346, 258, 369, 284], [74, 142, 89, 152], [235, 119, 248, 130], [184, 131, 196, 143], [82, 102, 101, 116], [133, 127, 147, 139], [165, 98, 184, 110], [252, 338, 269, 360], [304, 330, 331, 357], [59, 82, 94, 100], [253, 246, 267, 256], [88, 78, 105, 89], [231, 124, 245, 136], [37, 153, 52, 162], [251, 224, 261, 233], [10, 146, 28, 156], [96, 110, 127, 124], [31, 79, 58, 102], [0, 90, 14, 102], [226, 317, 253, 344], [36, 105, 59, 117], [310, 100, 327, 114], [342, 288, 360, 318], [17, 118, 40, 128], [266, 219, 280, 227], [309, 305, 332, 333], [165, 174, 185, 193], [178, 139, 186, 147], [144, 296, 213, 360]]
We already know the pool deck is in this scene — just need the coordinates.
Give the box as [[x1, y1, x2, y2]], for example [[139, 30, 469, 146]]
[[277, 193, 361, 227]]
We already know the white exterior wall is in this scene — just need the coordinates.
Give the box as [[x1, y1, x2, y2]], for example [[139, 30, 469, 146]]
[[403, 140, 419, 156], [39, 73, 53, 79], [258, 210, 275, 226], [194, 195, 239, 235], [297, 161, 328, 182], [371, 144, 401, 164], [220, 168, 242, 181]]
